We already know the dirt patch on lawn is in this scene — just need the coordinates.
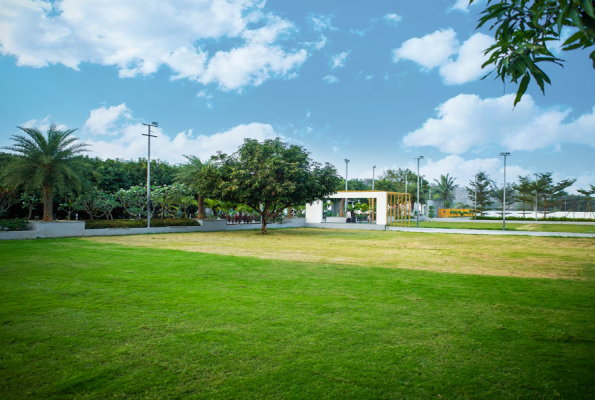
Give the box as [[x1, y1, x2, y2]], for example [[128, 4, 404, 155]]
[[82, 228, 595, 280]]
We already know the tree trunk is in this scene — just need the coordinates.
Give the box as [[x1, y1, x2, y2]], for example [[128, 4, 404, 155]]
[[261, 218, 267, 234], [339, 199, 345, 217], [197, 195, 206, 219], [42, 186, 53, 222], [543, 198, 547, 219]]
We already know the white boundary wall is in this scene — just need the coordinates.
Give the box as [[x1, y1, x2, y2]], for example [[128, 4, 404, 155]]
[[306, 191, 389, 224], [0, 218, 306, 240]]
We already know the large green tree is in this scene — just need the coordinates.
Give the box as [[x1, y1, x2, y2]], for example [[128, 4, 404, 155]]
[[512, 175, 535, 217], [473, 0, 595, 106], [196, 138, 340, 234], [434, 174, 458, 208], [465, 171, 494, 216], [175, 155, 209, 219], [2, 125, 90, 221], [534, 172, 576, 218], [489, 183, 517, 213]]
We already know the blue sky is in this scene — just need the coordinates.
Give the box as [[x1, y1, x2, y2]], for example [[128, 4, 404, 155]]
[[1, 0, 594, 192]]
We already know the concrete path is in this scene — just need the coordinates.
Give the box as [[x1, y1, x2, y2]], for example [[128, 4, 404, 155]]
[[388, 227, 595, 238]]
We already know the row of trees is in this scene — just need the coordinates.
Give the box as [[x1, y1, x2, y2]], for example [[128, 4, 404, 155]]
[[464, 172, 581, 218], [0, 125, 340, 234], [1, 124, 592, 231]]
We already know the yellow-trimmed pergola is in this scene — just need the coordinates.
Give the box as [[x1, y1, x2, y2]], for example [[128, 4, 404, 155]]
[[306, 191, 411, 227]]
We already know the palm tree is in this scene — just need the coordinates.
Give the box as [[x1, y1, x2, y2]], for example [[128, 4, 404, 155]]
[[433, 174, 458, 209], [2, 124, 89, 221], [175, 155, 209, 219]]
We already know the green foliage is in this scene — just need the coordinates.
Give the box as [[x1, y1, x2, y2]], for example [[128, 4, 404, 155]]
[[428, 205, 435, 218], [489, 182, 516, 211], [84, 218, 200, 229], [0, 217, 29, 231], [0, 185, 18, 217], [197, 138, 340, 233], [473, 0, 595, 106], [465, 171, 493, 216], [534, 172, 576, 218], [434, 174, 458, 208], [513, 175, 537, 217], [1, 124, 90, 221]]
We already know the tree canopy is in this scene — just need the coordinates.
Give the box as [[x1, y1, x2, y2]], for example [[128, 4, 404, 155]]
[[434, 174, 458, 208], [473, 0, 595, 106], [534, 172, 576, 217], [196, 138, 340, 233], [2, 125, 90, 221], [465, 171, 494, 216]]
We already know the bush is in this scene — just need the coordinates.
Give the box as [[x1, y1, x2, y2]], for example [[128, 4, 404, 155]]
[[0, 218, 30, 231], [85, 218, 200, 229], [475, 216, 595, 222]]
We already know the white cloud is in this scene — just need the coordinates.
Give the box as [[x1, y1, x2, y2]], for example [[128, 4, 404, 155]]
[[82, 103, 131, 135], [0, 0, 307, 91], [439, 33, 493, 85], [304, 34, 327, 50], [330, 51, 350, 69], [403, 93, 595, 154], [393, 29, 459, 70], [452, 0, 484, 12], [323, 75, 338, 84], [308, 14, 337, 32], [81, 105, 278, 162], [20, 116, 68, 132], [365, 74, 374, 81], [393, 29, 494, 85], [383, 13, 402, 25]]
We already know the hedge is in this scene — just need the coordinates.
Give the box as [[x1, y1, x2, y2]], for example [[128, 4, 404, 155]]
[[85, 218, 200, 229], [475, 216, 595, 222], [0, 218, 30, 231]]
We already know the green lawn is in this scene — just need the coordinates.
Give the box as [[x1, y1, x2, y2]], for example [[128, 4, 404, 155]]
[[419, 221, 595, 233], [1, 235, 594, 399]]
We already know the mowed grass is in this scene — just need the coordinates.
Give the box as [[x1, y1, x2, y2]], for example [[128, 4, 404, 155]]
[[419, 221, 595, 233], [85, 228, 595, 280], [0, 233, 594, 399]]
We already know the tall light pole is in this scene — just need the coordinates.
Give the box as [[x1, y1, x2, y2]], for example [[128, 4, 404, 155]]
[[344, 159, 350, 216], [413, 156, 424, 227], [474, 173, 477, 221], [372, 165, 376, 190], [534, 173, 539, 221], [142, 122, 158, 228], [499, 152, 510, 231]]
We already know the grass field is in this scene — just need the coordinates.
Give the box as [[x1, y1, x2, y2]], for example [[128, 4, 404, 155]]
[[418, 221, 595, 233], [1, 229, 594, 399]]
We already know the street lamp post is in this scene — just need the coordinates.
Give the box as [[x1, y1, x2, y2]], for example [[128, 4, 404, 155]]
[[142, 122, 158, 228], [413, 156, 424, 227], [499, 152, 510, 231], [344, 159, 350, 216], [372, 165, 376, 191], [534, 173, 538, 222], [474, 173, 477, 221]]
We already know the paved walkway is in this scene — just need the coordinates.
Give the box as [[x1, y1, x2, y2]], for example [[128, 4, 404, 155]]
[[388, 227, 595, 238]]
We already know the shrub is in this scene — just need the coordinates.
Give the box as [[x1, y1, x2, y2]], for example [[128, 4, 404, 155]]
[[0, 218, 30, 231], [85, 218, 200, 229]]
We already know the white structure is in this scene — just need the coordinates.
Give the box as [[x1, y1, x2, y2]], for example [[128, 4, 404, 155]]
[[307, 191, 406, 226]]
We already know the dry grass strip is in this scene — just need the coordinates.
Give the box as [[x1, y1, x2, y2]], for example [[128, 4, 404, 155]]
[[83, 228, 595, 280]]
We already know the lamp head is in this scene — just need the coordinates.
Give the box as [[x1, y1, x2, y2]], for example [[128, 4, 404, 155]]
[[152, 122, 158, 127], [345, 159, 350, 163], [499, 152, 510, 156]]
